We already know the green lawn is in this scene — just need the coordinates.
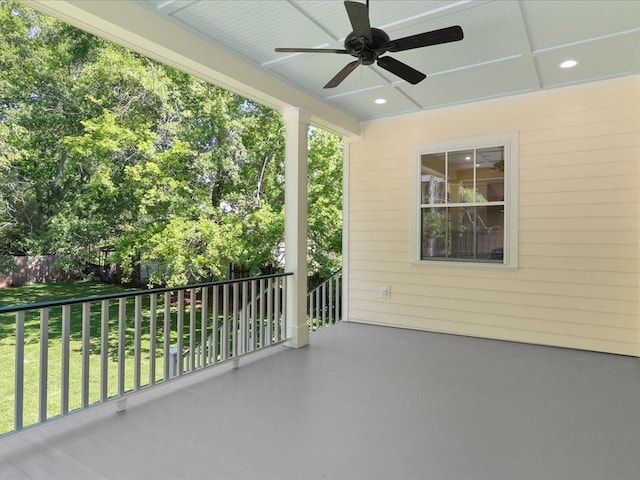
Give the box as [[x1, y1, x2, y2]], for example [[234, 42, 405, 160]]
[[0, 280, 212, 436]]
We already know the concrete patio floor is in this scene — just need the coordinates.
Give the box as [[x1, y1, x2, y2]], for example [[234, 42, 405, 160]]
[[1, 321, 639, 479]]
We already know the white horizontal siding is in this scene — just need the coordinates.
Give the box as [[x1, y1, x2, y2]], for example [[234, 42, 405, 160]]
[[347, 75, 640, 356]]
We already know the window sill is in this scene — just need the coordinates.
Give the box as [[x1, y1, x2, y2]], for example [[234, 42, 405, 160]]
[[410, 259, 518, 270]]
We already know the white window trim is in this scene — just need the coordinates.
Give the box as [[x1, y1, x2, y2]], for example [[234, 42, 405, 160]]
[[411, 132, 518, 269]]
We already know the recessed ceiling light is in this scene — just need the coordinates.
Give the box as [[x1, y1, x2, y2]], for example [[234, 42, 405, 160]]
[[374, 98, 387, 105], [560, 59, 578, 69], [465, 156, 471, 161]]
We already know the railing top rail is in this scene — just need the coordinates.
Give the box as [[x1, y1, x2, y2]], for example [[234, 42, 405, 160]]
[[308, 269, 342, 296], [0, 272, 293, 314]]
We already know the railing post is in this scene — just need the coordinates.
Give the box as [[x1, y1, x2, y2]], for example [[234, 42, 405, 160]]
[[169, 348, 179, 378]]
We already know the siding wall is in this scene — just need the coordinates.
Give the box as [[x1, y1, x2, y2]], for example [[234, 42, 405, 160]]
[[347, 75, 640, 356]]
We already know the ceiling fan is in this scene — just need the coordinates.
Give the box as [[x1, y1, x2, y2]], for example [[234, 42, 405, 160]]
[[275, 0, 464, 89]]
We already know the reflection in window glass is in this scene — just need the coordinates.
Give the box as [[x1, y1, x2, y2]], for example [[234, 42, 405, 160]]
[[421, 206, 504, 262], [421, 153, 446, 204], [476, 147, 504, 203], [419, 143, 507, 264], [447, 150, 474, 203], [421, 208, 449, 259], [448, 206, 469, 260], [476, 205, 504, 260]]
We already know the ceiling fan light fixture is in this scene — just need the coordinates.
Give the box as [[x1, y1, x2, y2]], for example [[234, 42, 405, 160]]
[[374, 98, 387, 104], [560, 59, 578, 69]]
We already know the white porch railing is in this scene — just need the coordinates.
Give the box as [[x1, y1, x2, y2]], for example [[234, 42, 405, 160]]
[[307, 270, 342, 331], [0, 273, 291, 437], [179, 275, 285, 375]]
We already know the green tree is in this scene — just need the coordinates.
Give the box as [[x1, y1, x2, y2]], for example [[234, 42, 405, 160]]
[[0, 0, 343, 286], [308, 128, 343, 277]]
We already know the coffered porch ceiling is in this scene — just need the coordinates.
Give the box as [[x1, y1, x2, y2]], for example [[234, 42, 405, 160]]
[[26, 1, 640, 135]]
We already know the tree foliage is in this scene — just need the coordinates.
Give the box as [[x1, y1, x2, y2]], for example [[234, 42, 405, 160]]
[[0, 1, 342, 285]]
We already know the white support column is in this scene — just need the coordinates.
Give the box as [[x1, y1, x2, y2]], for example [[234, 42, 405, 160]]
[[341, 136, 353, 323], [283, 107, 311, 348]]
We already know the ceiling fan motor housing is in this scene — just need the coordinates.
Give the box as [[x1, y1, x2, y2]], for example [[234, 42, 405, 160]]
[[345, 27, 390, 64]]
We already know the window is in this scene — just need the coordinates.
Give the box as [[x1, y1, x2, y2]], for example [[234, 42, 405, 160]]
[[414, 133, 518, 267]]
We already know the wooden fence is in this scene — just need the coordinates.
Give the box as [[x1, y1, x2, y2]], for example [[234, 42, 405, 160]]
[[0, 255, 74, 288]]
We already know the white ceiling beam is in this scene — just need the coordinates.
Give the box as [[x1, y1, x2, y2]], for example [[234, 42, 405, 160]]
[[501, 0, 541, 91]]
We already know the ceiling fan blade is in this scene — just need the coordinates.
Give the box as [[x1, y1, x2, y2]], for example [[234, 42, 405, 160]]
[[275, 48, 348, 54], [324, 60, 361, 89], [344, 1, 373, 44], [386, 25, 463, 52], [376, 56, 426, 85]]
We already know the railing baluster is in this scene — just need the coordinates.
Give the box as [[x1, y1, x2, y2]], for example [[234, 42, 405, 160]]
[[250, 279, 257, 351], [336, 277, 343, 320], [308, 286, 314, 331], [189, 288, 196, 372], [259, 278, 265, 348], [149, 293, 157, 385], [322, 283, 327, 328], [134, 295, 142, 390], [201, 287, 208, 368], [212, 285, 219, 363], [274, 277, 281, 342], [282, 277, 288, 338], [15, 311, 25, 431], [39, 308, 49, 423], [118, 298, 126, 396], [177, 290, 184, 376], [222, 284, 229, 361], [335, 279, 339, 323], [245, 281, 251, 354], [311, 290, 320, 330], [232, 282, 239, 357], [100, 300, 109, 402], [306, 271, 342, 331], [246, 281, 252, 351], [328, 278, 334, 325], [82, 302, 91, 408], [163, 292, 171, 381], [315, 288, 321, 331], [240, 281, 250, 354], [266, 278, 273, 345], [61, 305, 71, 415]]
